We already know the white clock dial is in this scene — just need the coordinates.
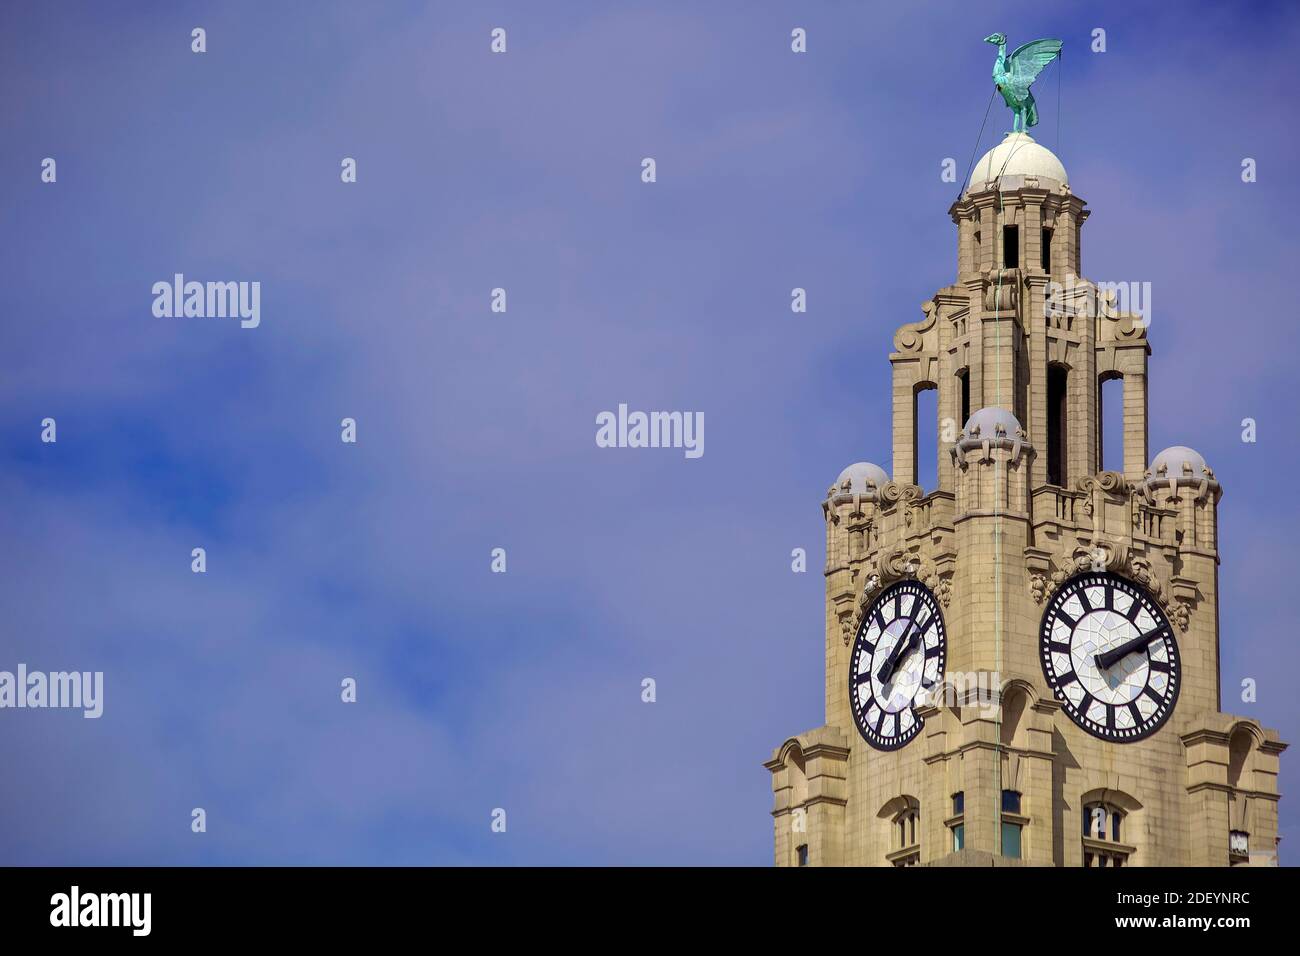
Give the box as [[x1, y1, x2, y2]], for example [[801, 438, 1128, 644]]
[[850, 581, 947, 751], [1039, 573, 1180, 742]]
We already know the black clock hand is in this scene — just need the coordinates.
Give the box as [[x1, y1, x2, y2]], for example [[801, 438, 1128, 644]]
[[1094, 629, 1161, 670], [877, 620, 920, 685]]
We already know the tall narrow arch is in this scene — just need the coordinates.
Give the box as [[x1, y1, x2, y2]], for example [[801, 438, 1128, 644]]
[[1227, 725, 1260, 790], [782, 743, 809, 807], [1046, 363, 1069, 486], [1098, 371, 1124, 472], [956, 367, 971, 431], [999, 683, 1033, 748], [778, 741, 810, 868], [1226, 724, 1263, 863], [914, 381, 938, 491]]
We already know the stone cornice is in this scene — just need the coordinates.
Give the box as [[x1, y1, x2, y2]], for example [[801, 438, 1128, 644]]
[[953, 510, 1031, 524], [802, 742, 851, 763], [1082, 836, 1137, 856], [1181, 728, 1232, 748], [885, 845, 921, 864], [803, 794, 850, 809], [1186, 781, 1235, 796], [1030, 698, 1063, 715], [1227, 787, 1282, 803], [942, 739, 1054, 761]]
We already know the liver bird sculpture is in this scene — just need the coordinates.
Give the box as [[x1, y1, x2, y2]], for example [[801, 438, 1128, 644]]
[[984, 33, 1062, 132]]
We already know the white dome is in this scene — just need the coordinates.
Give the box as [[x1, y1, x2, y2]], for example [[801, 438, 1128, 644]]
[[1150, 446, 1211, 481], [961, 407, 1023, 441], [834, 462, 889, 496], [967, 132, 1068, 194]]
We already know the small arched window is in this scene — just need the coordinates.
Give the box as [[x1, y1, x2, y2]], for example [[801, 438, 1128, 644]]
[[893, 807, 920, 866], [879, 795, 921, 867], [1082, 802, 1130, 867]]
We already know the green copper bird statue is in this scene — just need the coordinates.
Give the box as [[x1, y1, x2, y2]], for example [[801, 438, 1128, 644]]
[[984, 33, 1062, 132]]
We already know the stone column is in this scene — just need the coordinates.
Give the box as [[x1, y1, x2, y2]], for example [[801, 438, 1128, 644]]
[[1121, 373, 1146, 480], [892, 365, 918, 486], [1024, 274, 1052, 489], [1183, 727, 1232, 866]]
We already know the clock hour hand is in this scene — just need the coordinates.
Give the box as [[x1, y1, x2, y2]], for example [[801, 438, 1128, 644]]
[[877, 620, 920, 685], [1094, 630, 1159, 670]]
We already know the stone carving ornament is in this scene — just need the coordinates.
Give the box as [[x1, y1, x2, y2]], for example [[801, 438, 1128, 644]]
[[1028, 539, 1192, 631]]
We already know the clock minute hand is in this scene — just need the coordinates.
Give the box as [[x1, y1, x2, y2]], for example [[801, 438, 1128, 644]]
[[1094, 630, 1159, 670], [877, 620, 920, 684]]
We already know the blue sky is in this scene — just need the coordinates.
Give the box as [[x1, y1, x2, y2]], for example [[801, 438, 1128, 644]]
[[2, 0, 1298, 865]]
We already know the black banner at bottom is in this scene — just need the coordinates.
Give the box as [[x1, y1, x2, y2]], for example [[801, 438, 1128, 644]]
[[0, 864, 1293, 941]]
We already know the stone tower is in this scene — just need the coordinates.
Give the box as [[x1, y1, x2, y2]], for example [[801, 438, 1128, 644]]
[[765, 132, 1286, 867]]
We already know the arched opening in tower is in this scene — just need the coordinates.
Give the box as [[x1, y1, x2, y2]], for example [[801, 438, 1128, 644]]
[[1047, 364, 1068, 486], [957, 368, 971, 430], [1098, 373, 1124, 472], [1002, 225, 1019, 269], [914, 384, 938, 491]]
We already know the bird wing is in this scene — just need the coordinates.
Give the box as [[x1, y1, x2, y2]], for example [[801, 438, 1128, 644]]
[[1007, 38, 1061, 87]]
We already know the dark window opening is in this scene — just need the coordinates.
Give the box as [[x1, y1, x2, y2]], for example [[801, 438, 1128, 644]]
[[972, 230, 982, 270], [952, 792, 964, 815], [1003, 225, 1019, 269], [1047, 365, 1068, 486], [958, 369, 970, 430], [1002, 790, 1022, 814], [797, 844, 809, 866], [1041, 228, 1053, 272]]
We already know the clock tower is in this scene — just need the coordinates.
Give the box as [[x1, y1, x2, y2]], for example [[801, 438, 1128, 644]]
[[765, 131, 1287, 867]]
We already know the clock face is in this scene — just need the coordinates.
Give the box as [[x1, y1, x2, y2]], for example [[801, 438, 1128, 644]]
[[849, 581, 947, 751], [1039, 573, 1180, 742]]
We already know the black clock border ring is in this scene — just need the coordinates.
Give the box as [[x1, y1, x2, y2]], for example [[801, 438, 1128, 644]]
[[849, 579, 947, 751], [1038, 570, 1181, 744]]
